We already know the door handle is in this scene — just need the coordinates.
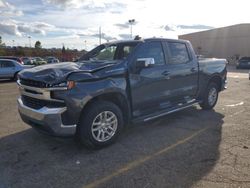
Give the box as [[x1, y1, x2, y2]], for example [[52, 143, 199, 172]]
[[162, 71, 170, 76], [162, 71, 171, 79], [190, 67, 196, 72]]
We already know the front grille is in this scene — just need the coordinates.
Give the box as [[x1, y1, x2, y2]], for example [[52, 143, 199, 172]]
[[20, 78, 51, 88], [21, 95, 65, 109]]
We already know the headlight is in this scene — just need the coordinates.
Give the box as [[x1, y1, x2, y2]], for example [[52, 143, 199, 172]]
[[53, 81, 76, 89], [56, 82, 67, 87]]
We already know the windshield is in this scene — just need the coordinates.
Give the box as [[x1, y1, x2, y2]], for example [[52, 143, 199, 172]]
[[79, 42, 139, 62], [92, 44, 117, 61], [35, 57, 43, 61], [239, 57, 250, 61]]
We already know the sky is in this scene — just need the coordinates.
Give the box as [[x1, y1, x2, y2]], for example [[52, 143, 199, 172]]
[[0, 0, 249, 50]]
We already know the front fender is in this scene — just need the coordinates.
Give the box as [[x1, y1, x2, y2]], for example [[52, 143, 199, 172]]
[[52, 77, 128, 125]]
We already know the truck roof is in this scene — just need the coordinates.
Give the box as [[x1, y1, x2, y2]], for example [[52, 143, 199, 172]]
[[105, 38, 189, 45]]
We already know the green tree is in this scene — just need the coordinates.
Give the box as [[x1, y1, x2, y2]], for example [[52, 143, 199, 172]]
[[62, 45, 65, 54], [0, 36, 6, 47], [0, 36, 6, 55], [35, 40, 42, 49], [16, 47, 25, 56]]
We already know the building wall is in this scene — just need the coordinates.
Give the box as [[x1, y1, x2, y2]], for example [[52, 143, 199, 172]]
[[178, 24, 250, 60]]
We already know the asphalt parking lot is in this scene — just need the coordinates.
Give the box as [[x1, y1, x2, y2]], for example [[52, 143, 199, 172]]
[[0, 66, 249, 188]]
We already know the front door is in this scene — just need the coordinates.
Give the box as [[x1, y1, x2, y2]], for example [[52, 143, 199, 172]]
[[129, 41, 171, 117]]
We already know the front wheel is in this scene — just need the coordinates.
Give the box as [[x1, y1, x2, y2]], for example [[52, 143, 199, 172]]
[[76, 101, 123, 149], [200, 82, 219, 110]]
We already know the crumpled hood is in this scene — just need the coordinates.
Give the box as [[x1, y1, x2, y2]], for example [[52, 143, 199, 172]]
[[18, 61, 117, 84]]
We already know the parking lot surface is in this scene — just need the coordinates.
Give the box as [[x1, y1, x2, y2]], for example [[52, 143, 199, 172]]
[[0, 66, 250, 188]]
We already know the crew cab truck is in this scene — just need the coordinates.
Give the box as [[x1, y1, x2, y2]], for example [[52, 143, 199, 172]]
[[17, 38, 227, 148]]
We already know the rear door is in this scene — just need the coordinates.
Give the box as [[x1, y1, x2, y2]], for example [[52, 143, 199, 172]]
[[0, 60, 16, 78], [163, 41, 199, 103]]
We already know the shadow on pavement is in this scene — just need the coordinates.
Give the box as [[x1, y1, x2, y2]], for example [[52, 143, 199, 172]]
[[0, 107, 224, 188], [0, 79, 15, 84]]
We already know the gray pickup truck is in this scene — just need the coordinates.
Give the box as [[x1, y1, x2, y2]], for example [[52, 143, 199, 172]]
[[17, 38, 227, 148]]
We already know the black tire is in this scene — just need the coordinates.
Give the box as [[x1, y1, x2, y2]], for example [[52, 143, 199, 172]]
[[76, 101, 124, 149], [12, 72, 18, 81], [200, 82, 219, 110]]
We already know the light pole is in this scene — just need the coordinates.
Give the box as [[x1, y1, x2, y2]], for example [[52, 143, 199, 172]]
[[99, 26, 102, 45], [128, 19, 135, 39], [28, 36, 31, 48], [84, 40, 87, 50]]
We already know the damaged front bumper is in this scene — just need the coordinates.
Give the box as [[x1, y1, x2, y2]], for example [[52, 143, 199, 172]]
[[17, 80, 77, 137], [18, 97, 76, 136]]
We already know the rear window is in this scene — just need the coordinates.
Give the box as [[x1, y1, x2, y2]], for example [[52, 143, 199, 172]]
[[168, 42, 190, 64]]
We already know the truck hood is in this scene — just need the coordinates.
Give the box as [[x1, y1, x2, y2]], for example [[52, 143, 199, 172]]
[[18, 61, 119, 84]]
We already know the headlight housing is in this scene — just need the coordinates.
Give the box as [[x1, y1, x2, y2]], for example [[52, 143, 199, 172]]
[[53, 81, 76, 89]]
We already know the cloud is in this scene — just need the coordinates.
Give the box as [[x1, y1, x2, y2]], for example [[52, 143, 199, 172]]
[[98, 33, 117, 41], [177, 24, 214, 30], [33, 22, 55, 29], [44, 0, 127, 13], [119, 34, 131, 40], [78, 32, 117, 42], [114, 23, 129, 29], [0, 21, 22, 36], [160, 24, 214, 33], [0, 20, 56, 36], [0, 0, 23, 17], [17, 24, 46, 35], [163, 25, 175, 31], [114, 20, 138, 30]]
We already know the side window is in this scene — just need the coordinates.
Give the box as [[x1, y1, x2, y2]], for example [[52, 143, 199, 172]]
[[1, 61, 15, 68], [121, 46, 135, 59], [168, 42, 190, 64], [135, 41, 165, 65]]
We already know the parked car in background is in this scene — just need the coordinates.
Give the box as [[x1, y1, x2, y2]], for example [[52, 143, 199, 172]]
[[21, 57, 34, 65], [32, 57, 47, 65], [0, 59, 33, 80], [46, 57, 60, 64], [236, 57, 250, 69], [0, 56, 24, 65]]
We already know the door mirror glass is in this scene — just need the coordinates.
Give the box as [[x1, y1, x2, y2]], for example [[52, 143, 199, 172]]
[[136, 58, 155, 68]]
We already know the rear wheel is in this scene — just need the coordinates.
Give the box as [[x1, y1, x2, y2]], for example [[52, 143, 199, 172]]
[[76, 101, 123, 149], [200, 82, 219, 110]]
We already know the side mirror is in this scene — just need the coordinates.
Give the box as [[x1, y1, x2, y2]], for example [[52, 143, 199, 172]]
[[136, 58, 155, 68]]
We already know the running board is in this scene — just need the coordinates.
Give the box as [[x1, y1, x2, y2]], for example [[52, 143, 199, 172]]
[[131, 101, 201, 124], [143, 101, 200, 122]]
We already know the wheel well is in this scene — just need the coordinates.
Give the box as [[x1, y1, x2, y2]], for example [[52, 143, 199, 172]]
[[81, 93, 130, 125], [13, 71, 19, 80], [14, 71, 19, 77], [209, 76, 222, 91]]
